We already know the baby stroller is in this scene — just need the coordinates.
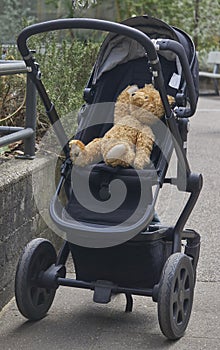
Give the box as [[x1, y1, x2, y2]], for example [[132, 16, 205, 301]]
[[15, 16, 202, 340]]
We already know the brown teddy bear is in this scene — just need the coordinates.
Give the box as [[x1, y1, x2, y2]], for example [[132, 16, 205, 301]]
[[69, 84, 174, 169]]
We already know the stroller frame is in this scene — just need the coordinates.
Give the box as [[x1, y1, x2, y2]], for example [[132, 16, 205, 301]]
[[15, 18, 202, 340]]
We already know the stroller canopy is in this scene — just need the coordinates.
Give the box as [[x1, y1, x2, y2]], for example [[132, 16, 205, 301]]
[[91, 16, 199, 99]]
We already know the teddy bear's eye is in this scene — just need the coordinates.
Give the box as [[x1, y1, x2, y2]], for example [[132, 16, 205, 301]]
[[131, 93, 136, 96], [145, 96, 148, 99]]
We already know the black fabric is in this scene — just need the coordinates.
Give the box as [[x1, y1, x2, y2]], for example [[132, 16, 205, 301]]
[[69, 236, 172, 288], [66, 55, 175, 226], [91, 55, 177, 104], [75, 57, 152, 144], [65, 164, 155, 226], [75, 56, 176, 145]]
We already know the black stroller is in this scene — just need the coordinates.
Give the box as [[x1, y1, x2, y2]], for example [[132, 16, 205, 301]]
[[15, 16, 202, 340]]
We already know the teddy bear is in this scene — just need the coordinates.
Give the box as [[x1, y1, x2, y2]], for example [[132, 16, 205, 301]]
[[69, 84, 174, 169]]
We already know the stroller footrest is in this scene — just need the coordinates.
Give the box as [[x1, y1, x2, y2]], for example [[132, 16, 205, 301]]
[[93, 280, 116, 304]]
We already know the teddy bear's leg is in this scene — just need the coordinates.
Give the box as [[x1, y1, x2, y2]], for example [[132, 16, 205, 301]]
[[69, 138, 102, 166], [134, 127, 155, 169]]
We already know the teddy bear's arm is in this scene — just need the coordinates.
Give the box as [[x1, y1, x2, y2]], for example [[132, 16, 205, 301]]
[[134, 126, 155, 169], [69, 138, 102, 166]]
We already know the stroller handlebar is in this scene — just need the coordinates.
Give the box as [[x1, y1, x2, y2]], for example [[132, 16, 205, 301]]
[[49, 192, 156, 248], [17, 19, 173, 118], [17, 18, 158, 63], [17, 18, 197, 118], [156, 39, 197, 117]]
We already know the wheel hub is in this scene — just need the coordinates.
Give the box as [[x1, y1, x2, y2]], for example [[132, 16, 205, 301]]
[[178, 288, 184, 304]]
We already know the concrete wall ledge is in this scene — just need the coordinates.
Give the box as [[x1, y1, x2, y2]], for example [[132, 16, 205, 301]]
[[199, 76, 220, 94], [0, 155, 62, 312]]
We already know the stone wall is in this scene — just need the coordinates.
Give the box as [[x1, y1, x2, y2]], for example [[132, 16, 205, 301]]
[[199, 76, 220, 94], [0, 156, 62, 311]]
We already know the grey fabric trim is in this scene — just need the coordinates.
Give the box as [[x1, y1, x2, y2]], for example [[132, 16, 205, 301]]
[[92, 16, 193, 84], [96, 36, 146, 80]]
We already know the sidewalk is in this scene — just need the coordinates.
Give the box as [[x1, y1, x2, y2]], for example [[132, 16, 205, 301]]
[[0, 281, 219, 350], [0, 96, 220, 349]]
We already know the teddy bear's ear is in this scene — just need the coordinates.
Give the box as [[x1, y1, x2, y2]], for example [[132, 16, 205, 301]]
[[144, 84, 154, 89]]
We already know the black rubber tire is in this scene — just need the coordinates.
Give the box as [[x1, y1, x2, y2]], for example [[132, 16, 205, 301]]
[[157, 253, 194, 340], [15, 238, 57, 321]]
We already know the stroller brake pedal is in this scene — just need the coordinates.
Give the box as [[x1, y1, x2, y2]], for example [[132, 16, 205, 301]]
[[93, 280, 115, 304]]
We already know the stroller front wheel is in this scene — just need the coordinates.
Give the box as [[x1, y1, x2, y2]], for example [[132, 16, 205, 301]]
[[15, 238, 57, 321], [157, 252, 194, 340]]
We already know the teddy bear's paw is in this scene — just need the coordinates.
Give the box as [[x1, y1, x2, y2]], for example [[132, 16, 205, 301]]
[[134, 157, 150, 170], [69, 140, 86, 165], [133, 161, 144, 170], [106, 144, 127, 161]]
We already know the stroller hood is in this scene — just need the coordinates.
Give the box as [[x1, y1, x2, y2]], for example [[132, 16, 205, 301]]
[[91, 16, 199, 99]]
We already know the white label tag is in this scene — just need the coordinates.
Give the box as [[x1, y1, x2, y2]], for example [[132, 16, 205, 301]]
[[169, 73, 181, 89]]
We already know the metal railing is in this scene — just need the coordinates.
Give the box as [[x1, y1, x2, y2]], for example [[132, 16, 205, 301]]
[[0, 60, 37, 159]]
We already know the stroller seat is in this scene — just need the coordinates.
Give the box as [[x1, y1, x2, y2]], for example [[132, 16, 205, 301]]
[[64, 53, 176, 228]]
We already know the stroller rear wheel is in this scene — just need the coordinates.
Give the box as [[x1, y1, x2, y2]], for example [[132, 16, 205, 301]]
[[157, 253, 194, 340], [15, 238, 57, 320]]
